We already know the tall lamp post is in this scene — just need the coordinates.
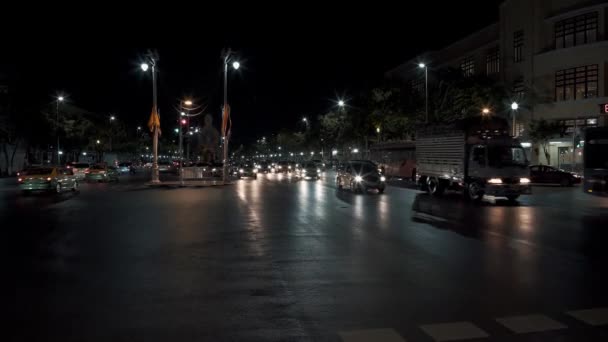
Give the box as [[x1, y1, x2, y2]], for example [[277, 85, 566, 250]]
[[222, 49, 240, 184], [141, 57, 160, 183], [419, 63, 429, 123], [56, 96, 64, 164], [511, 102, 519, 137]]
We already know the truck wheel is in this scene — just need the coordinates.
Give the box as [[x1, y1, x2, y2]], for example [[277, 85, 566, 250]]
[[465, 182, 484, 202], [418, 176, 428, 192], [427, 178, 445, 196]]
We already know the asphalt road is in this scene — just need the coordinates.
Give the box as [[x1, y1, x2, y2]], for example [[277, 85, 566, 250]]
[[5, 171, 608, 341]]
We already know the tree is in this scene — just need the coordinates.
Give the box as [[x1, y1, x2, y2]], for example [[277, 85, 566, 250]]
[[528, 119, 561, 165]]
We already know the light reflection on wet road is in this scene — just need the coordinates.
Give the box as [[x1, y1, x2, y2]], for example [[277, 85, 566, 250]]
[[5, 172, 608, 341]]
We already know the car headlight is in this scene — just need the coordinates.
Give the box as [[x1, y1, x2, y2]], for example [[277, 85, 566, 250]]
[[212, 168, 217, 172], [288, 166, 291, 169], [380, 176, 386, 182], [317, 169, 321, 173], [355, 175, 363, 182], [253, 169, 258, 173], [302, 169, 307, 173], [519, 177, 531, 184], [573, 174, 581, 178], [239, 169, 244, 173], [487, 178, 502, 184]]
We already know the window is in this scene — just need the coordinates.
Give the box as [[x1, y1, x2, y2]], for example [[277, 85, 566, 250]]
[[512, 77, 525, 99], [411, 77, 424, 94], [555, 12, 598, 49], [486, 47, 500, 75], [557, 117, 598, 134], [461, 56, 475, 77], [513, 30, 523, 63], [555, 64, 598, 101]]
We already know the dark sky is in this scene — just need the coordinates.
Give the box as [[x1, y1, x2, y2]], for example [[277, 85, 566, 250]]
[[2, 1, 503, 145]]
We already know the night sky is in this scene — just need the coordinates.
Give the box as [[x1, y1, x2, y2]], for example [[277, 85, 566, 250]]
[[2, 1, 503, 145]]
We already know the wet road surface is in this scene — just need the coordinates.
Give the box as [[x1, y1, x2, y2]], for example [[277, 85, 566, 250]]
[[5, 172, 608, 341]]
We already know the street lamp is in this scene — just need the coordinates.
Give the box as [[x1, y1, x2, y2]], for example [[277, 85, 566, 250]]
[[419, 63, 429, 123], [482, 108, 490, 115], [110, 115, 116, 121], [137, 126, 142, 131], [338, 100, 345, 108], [55, 95, 64, 164], [222, 49, 241, 184], [376, 127, 381, 143], [96, 139, 100, 144], [511, 102, 519, 137], [141, 54, 160, 183]]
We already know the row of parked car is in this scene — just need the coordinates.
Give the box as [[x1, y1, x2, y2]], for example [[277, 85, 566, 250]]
[[16, 162, 130, 194]]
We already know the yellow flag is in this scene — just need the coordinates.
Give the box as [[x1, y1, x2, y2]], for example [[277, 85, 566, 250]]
[[147, 106, 161, 135]]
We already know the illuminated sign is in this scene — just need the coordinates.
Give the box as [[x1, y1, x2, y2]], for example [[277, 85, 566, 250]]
[[601, 103, 608, 114]]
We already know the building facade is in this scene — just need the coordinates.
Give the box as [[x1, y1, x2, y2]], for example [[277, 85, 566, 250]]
[[387, 0, 608, 170]]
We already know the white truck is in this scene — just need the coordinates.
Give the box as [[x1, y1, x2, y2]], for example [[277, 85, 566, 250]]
[[416, 116, 531, 201]]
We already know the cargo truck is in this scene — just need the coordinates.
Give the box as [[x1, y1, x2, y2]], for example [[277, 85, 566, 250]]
[[416, 116, 531, 201]]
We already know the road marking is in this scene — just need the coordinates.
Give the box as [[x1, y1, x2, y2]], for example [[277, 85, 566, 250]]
[[420, 322, 489, 341], [567, 308, 608, 326], [339, 328, 406, 342], [496, 314, 566, 334]]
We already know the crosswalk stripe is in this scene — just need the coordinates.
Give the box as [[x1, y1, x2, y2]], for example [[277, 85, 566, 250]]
[[339, 328, 406, 342], [496, 314, 566, 334], [420, 322, 489, 341], [567, 308, 608, 326]]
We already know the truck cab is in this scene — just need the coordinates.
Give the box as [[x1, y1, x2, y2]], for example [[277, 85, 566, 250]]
[[465, 139, 531, 201]]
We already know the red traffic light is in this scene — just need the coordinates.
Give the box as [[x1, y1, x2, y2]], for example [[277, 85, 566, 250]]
[[180, 119, 187, 125]]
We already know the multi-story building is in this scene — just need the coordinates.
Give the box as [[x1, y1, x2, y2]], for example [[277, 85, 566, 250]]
[[387, 0, 608, 169]]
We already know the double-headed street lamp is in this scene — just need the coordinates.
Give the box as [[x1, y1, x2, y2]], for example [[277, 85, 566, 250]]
[[141, 56, 160, 184], [56, 95, 64, 164]]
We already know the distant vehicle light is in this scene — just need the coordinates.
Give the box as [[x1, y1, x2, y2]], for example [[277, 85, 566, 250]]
[[239, 169, 244, 173], [317, 169, 321, 173], [253, 169, 258, 173], [288, 166, 292, 169], [18, 178, 23, 182], [212, 168, 217, 172], [488, 178, 502, 184], [380, 176, 386, 182], [355, 176, 363, 182], [519, 177, 531, 184], [46, 177, 52, 182]]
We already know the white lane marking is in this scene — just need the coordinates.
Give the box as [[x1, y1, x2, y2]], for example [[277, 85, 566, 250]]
[[420, 322, 489, 341], [567, 308, 608, 326], [496, 314, 566, 333], [339, 328, 406, 342]]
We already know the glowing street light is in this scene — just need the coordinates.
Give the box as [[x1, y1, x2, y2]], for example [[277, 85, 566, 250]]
[[482, 108, 490, 115], [57, 96, 64, 102], [184, 100, 193, 106], [140, 63, 149, 72], [82, 152, 87, 156], [338, 100, 345, 107], [96, 139, 100, 144], [419, 62, 429, 123], [332, 150, 338, 156], [232, 61, 240, 70], [511, 102, 519, 137], [353, 148, 359, 153], [110, 115, 116, 121]]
